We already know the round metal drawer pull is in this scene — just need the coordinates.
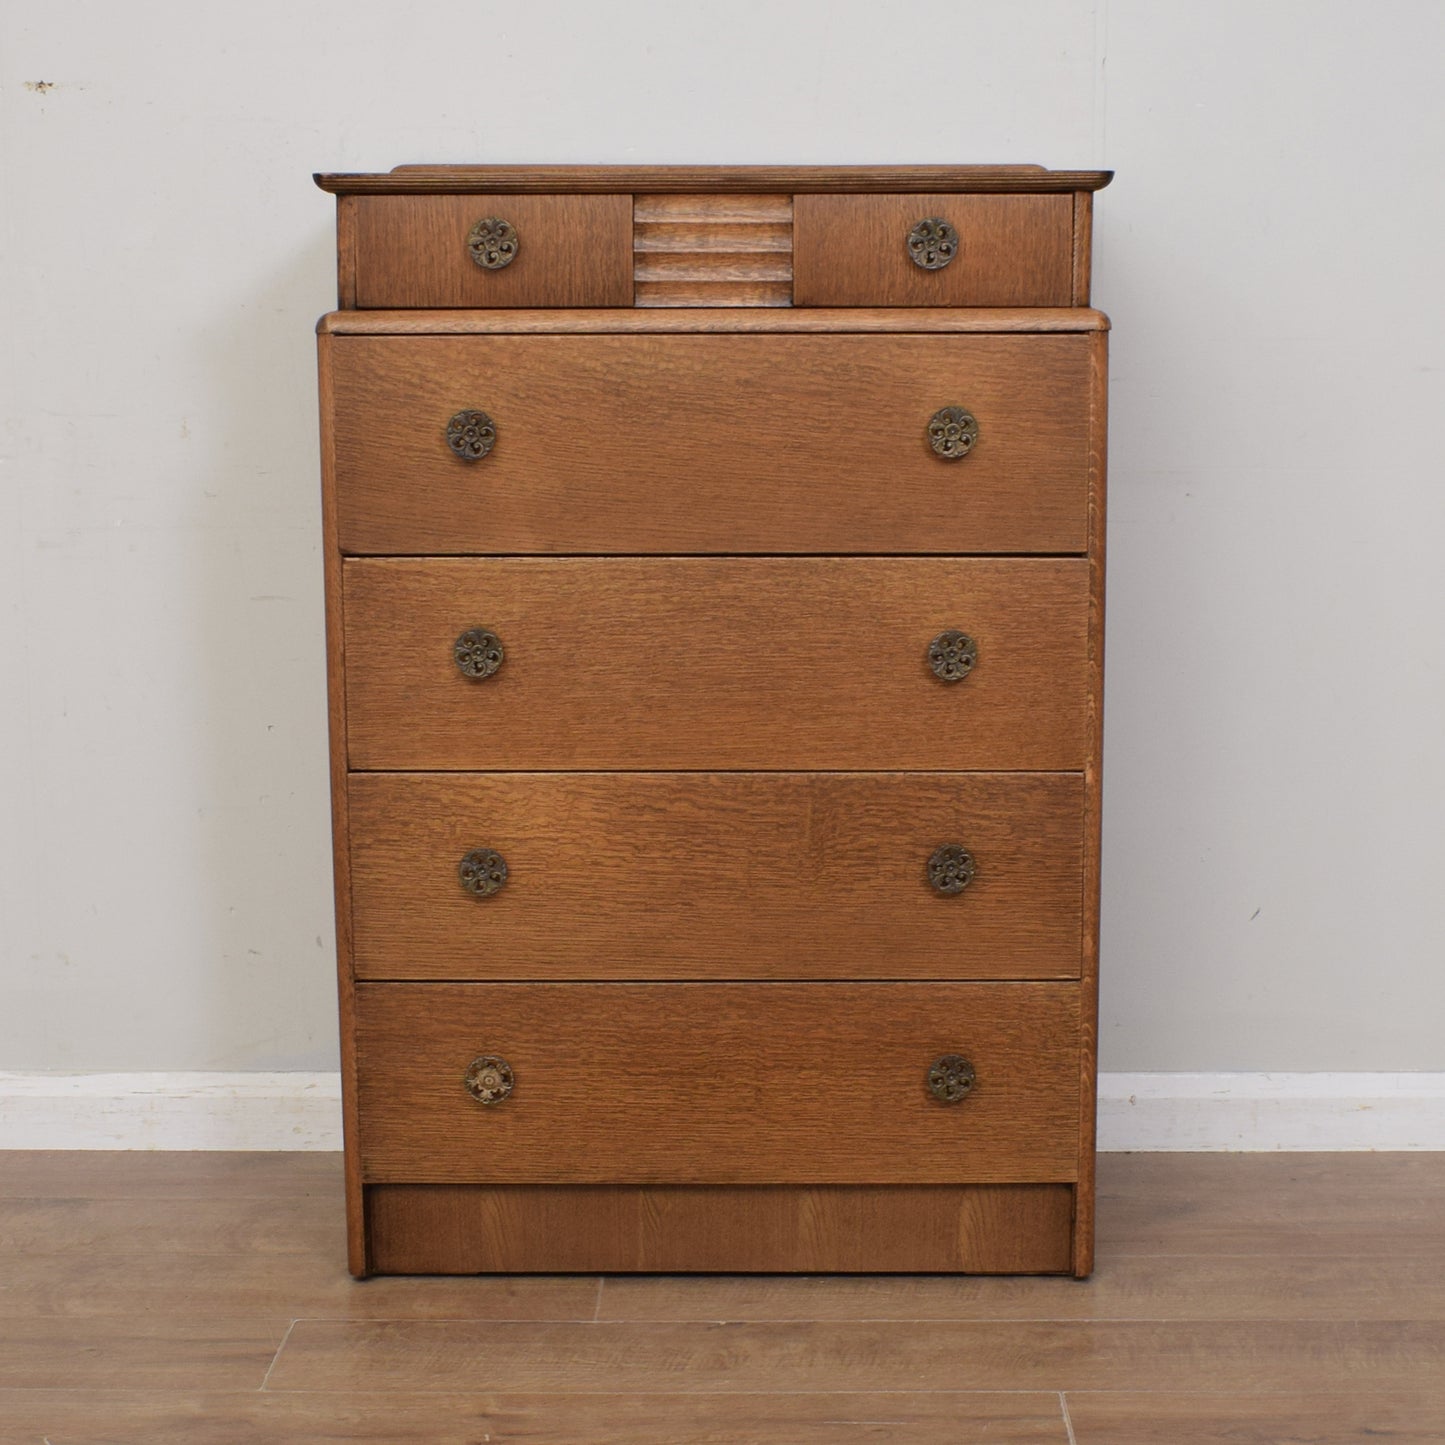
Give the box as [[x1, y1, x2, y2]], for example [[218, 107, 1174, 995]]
[[927, 1054, 976, 1103], [464, 1054, 515, 1105], [928, 630, 978, 683], [467, 216, 519, 270], [927, 405, 979, 460], [445, 409, 497, 461], [907, 216, 959, 270], [927, 844, 977, 896], [458, 848, 509, 898], [454, 627, 505, 680]]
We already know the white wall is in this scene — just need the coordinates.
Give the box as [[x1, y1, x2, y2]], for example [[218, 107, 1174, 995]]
[[2, 1, 1442, 1074]]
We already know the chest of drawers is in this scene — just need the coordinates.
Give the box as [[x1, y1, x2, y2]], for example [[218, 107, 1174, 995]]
[[314, 164, 1110, 1276]]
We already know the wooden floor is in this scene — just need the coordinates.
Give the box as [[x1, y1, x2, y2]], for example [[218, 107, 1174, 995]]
[[0, 1153, 1442, 1442]]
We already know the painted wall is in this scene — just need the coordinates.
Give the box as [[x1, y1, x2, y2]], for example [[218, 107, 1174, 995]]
[[2, 1, 1442, 1073]]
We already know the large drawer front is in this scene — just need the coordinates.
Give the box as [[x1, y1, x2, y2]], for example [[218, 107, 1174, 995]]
[[355, 983, 1082, 1184], [330, 333, 1093, 555], [349, 772, 1085, 981], [342, 557, 1090, 771]]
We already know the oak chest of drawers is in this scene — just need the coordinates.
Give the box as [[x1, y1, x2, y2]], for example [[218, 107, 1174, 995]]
[[314, 164, 1111, 1277]]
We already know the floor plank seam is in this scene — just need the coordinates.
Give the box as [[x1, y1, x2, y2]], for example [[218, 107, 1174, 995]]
[[1060, 1390, 1078, 1445], [592, 1278, 604, 1322], [258, 1319, 296, 1393]]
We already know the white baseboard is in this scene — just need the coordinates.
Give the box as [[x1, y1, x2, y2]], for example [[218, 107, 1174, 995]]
[[0, 1071, 1441, 1151]]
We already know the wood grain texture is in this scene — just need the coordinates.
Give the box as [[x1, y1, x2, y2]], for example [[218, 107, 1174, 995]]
[[0, 1389, 1072, 1444], [1071, 189, 1093, 305], [336, 194, 358, 308], [266, 1318, 1445, 1395], [794, 194, 1073, 307], [342, 557, 1090, 771], [366, 1184, 1074, 1274], [1066, 1392, 1445, 1445], [634, 193, 792, 307], [353, 982, 1082, 1184], [316, 337, 365, 1276], [1075, 327, 1109, 1276], [319, 305, 1109, 335], [354, 194, 633, 308], [348, 771, 1085, 981], [316, 164, 1115, 194], [329, 333, 1093, 555], [0, 1149, 342, 1198]]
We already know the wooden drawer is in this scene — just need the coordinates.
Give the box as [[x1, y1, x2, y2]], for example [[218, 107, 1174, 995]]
[[355, 982, 1082, 1184], [353, 195, 633, 308], [328, 333, 1093, 555], [342, 557, 1090, 771], [349, 772, 1085, 981], [794, 193, 1074, 306]]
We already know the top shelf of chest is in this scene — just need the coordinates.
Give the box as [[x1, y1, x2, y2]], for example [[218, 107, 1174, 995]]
[[316, 166, 1111, 310], [314, 165, 1113, 195]]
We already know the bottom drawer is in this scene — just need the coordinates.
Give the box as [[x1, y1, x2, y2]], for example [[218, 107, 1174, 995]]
[[355, 982, 1082, 1185]]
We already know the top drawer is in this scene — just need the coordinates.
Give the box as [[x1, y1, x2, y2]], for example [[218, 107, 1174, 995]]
[[794, 194, 1074, 307], [354, 195, 633, 308]]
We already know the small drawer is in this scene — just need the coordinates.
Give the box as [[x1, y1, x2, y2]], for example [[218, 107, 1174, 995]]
[[353, 194, 633, 308], [341, 556, 1091, 771], [328, 333, 1094, 554], [794, 193, 1074, 307], [348, 771, 1086, 981], [354, 982, 1083, 1184]]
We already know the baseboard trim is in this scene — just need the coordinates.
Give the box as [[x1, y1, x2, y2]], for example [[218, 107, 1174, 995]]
[[0, 1070, 1441, 1151]]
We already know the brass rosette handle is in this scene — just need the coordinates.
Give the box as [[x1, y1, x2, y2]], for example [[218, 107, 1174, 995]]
[[927, 844, 977, 896], [908, 217, 959, 269], [467, 217, 519, 270], [454, 627, 505, 679], [927, 1054, 976, 1103], [445, 409, 497, 461], [927, 406, 979, 459], [464, 1054, 514, 1105], [458, 848, 508, 898], [928, 630, 978, 683]]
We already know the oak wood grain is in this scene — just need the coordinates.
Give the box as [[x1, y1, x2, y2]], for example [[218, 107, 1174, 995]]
[[634, 193, 792, 308], [354, 194, 633, 308], [0, 1389, 1072, 1444], [266, 1318, 1445, 1395], [319, 305, 1110, 335], [353, 982, 1082, 1184], [366, 1183, 1074, 1274], [1071, 190, 1093, 305], [348, 771, 1085, 981], [329, 333, 1093, 554], [342, 557, 1090, 771], [316, 163, 1115, 194], [794, 193, 1073, 307]]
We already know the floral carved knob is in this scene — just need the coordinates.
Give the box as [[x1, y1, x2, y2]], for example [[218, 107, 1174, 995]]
[[454, 628, 505, 680], [445, 409, 497, 461], [908, 217, 959, 270], [927, 406, 979, 460], [927, 845, 977, 896], [927, 1054, 976, 1103], [464, 1054, 514, 1105], [928, 630, 978, 683], [467, 217, 519, 270], [458, 848, 508, 898]]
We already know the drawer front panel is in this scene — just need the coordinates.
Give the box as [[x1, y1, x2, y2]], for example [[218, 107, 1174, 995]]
[[355, 982, 1082, 1184], [354, 195, 634, 308], [349, 772, 1085, 981], [330, 333, 1092, 554], [794, 193, 1074, 307], [342, 557, 1090, 771]]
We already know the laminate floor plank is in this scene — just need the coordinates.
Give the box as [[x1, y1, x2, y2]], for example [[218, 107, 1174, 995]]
[[0, 1250, 600, 1319], [1065, 1390, 1445, 1444], [0, 1389, 1067, 1444], [0, 1196, 342, 1257], [597, 1253, 1445, 1321], [265, 1318, 1445, 1394], [0, 1317, 288, 1391], [0, 1150, 343, 1199]]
